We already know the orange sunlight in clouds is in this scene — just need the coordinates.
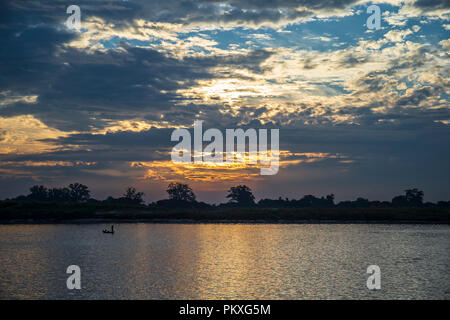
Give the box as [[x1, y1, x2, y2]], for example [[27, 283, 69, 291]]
[[0, 115, 74, 155], [131, 151, 343, 182]]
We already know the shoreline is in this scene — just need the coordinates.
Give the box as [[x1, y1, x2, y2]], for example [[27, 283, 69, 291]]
[[1, 218, 449, 225], [2, 205, 449, 225]]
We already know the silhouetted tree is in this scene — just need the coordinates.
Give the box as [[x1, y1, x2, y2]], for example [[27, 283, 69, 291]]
[[11, 184, 442, 210], [437, 201, 450, 208], [325, 194, 335, 207], [292, 194, 335, 207], [68, 183, 90, 202], [391, 195, 407, 206], [258, 196, 291, 208], [226, 185, 255, 206], [297, 195, 317, 207], [122, 187, 144, 204], [29, 185, 48, 201], [336, 197, 390, 208], [48, 187, 71, 202], [167, 182, 196, 202], [354, 197, 370, 207], [392, 188, 424, 207], [405, 188, 424, 206]]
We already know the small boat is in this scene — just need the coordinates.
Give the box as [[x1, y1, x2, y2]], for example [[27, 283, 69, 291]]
[[103, 225, 114, 234]]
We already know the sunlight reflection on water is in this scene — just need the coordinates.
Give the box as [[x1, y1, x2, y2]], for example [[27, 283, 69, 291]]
[[0, 223, 448, 299]]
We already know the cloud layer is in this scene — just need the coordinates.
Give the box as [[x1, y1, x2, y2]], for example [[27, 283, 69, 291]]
[[0, 0, 449, 202]]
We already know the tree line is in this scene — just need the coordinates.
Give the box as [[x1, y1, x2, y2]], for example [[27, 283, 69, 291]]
[[4, 182, 450, 209]]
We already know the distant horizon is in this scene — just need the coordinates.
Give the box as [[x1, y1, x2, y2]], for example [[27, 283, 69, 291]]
[[4, 182, 449, 206]]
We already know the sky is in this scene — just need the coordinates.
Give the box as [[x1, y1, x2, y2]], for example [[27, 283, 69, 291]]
[[0, 0, 449, 203]]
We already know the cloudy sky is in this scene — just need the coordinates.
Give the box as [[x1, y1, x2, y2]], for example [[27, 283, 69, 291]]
[[0, 0, 449, 203]]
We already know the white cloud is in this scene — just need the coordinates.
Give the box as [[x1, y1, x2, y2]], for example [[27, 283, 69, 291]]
[[384, 28, 414, 42]]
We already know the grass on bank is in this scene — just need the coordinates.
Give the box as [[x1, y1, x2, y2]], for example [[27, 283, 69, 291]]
[[0, 201, 449, 222]]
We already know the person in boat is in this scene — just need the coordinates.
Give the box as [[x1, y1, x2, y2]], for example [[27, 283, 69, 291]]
[[103, 225, 114, 233]]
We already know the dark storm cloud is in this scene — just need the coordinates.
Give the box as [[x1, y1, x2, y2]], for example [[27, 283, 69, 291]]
[[4, 102, 447, 164], [414, 0, 450, 11], [0, 24, 273, 131], [45, 127, 173, 152], [1, 0, 277, 131], [0, 25, 76, 94], [19, 0, 450, 32], [2, 0, 448, 41], [286, 116, 450, 200], [1, 47, 272, 130], [3, 0, 358, 26]]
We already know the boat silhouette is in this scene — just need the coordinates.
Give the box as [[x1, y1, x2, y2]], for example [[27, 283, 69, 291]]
[[102, 225, 114, 234]]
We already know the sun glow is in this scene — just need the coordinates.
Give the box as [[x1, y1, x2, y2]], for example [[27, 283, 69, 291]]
[[0, 115, 74, 155], [131, 151, 343, 182]]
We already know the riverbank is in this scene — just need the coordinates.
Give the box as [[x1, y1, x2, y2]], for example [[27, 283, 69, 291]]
[[1, 202, 449, 224], [2, 218, 449, 224]]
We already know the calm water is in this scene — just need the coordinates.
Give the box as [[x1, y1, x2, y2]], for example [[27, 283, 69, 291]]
[[0, 223, 448, 299]]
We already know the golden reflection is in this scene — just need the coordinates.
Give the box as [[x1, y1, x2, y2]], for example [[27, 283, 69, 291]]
[[185, 224, 287, 299]]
